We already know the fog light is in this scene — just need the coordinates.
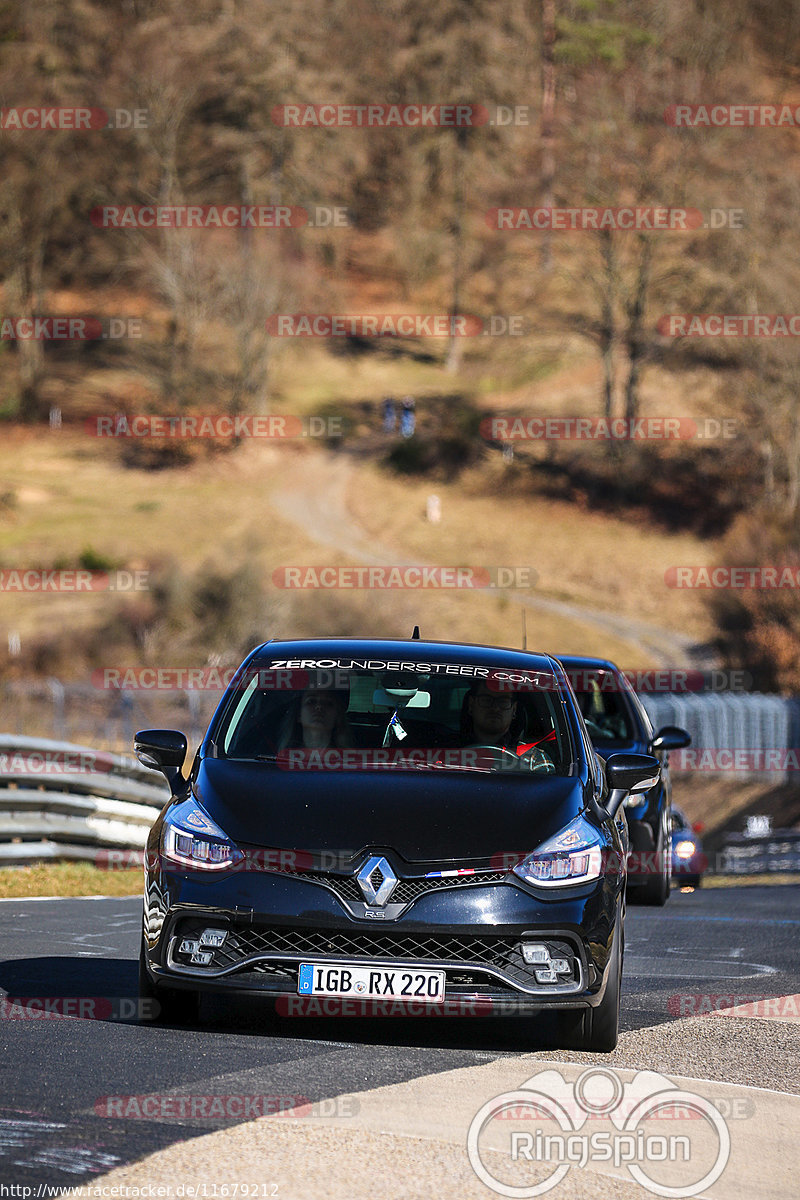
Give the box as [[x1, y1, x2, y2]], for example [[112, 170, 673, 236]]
[[675, 840, 695, 860], [199, 928, 228, 948], [521, 942, 572, 984], [190, 950, 213, 966], [535, 967, 558, 984], [180, 938, 199, 955], [521, 943, 549, 964]]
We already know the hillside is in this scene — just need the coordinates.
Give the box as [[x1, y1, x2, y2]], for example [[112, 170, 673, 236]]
[[2, 0, 800, 698]]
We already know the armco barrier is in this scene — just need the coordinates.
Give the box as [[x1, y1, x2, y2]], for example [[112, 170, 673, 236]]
[[640, 692, 800, 782], [0, 733, 169, 864]]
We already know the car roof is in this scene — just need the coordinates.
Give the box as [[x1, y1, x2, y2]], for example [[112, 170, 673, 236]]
[[253, 636, 560, 674], [556, 654, 622, 673]]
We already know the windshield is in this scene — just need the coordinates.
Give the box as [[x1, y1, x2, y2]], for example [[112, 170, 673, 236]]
[[212, 657, 574, 775], [568, 670, 636, 744]]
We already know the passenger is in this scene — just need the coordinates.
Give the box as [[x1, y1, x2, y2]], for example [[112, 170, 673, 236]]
[[285, 687, 353, 749]]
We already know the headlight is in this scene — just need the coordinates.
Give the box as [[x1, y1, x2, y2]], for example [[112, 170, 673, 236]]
[[512, 814, 604, 888], [161, 799, 244, 872], [674, 839, 696, 861]]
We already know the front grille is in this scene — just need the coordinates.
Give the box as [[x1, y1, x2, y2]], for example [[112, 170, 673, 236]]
[[170, 920, 581, 995], [392, 872, 509, 904], [269, 869, 510, 908]]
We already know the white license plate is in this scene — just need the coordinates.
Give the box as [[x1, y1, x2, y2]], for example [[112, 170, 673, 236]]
[[298, 962, 445, 1003]]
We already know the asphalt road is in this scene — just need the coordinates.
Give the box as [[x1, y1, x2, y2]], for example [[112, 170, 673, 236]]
[[0, 886, 798, 1194]]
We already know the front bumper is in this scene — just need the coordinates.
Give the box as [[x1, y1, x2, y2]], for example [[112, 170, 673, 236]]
[[143, 866, 622, 1014]]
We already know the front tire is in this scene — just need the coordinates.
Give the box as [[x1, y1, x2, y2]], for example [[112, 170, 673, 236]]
[[556, 925, 623, 1053], [138, 936, 200, 1025], [639, 824, 671, 907]]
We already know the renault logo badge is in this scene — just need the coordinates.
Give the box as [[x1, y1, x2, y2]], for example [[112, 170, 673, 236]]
[[356, 856, 398, 907]]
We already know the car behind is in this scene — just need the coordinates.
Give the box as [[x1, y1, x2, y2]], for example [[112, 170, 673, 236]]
[[557, 655, 691, 906], [670, 806, 707, 888]]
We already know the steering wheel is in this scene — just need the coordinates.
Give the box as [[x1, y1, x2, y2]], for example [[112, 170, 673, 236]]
[[470, 744, 555, 773], [516, 747, 556, 773]]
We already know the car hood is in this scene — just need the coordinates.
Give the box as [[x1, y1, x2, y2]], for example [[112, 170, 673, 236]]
[[192, 758, 590, 868], [592, 740, 649, 760]]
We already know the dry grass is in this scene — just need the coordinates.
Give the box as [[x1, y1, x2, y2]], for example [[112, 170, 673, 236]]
[[345, 456, 714, 653], [0, 862, 142, 898], [1, 422, 715, 664], [0, 859, 794, 899]]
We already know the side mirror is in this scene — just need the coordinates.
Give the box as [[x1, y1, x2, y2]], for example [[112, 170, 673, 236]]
[[650, 726, 691, 752], [606, 752, 661, 793], [600, 753, 661, 819], [134, 728, 188, 791]]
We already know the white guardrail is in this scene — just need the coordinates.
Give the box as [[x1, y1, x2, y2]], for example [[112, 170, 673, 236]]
[[0, 733, 169, 865]]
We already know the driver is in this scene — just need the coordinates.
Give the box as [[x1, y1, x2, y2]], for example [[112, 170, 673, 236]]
[[462, 681, 554, 769]]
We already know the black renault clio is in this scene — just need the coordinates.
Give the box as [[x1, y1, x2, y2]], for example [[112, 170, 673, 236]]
[[136, 637, 659, 1051]]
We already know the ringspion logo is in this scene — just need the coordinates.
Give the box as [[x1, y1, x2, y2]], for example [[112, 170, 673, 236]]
[[468, 1067, 732, 1198]]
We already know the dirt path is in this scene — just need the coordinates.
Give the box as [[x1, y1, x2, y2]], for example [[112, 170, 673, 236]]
[[271, 454, 717, 668]]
